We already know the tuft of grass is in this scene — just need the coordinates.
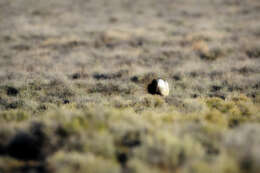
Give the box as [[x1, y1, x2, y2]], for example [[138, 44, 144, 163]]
[[0, 110, 30, 122], [48, 151, 121, 173]]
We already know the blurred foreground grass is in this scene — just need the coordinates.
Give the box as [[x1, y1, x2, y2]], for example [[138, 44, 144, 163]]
[[0, 82, 259, 173]]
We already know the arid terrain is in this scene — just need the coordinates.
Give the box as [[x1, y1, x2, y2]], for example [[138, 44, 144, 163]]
[[0, 0, 260, 172]]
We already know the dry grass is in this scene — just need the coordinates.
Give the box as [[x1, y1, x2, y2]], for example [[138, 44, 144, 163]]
[[0, 0, 260, 172]]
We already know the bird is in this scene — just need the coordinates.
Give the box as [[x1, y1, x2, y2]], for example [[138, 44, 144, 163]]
[[148, 78, 169, 96]]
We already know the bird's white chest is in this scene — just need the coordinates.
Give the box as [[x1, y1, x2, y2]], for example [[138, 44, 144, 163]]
[[157, 79, 169, 96]]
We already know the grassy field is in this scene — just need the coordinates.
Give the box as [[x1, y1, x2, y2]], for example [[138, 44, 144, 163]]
[[0, 0, 260, 172]]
